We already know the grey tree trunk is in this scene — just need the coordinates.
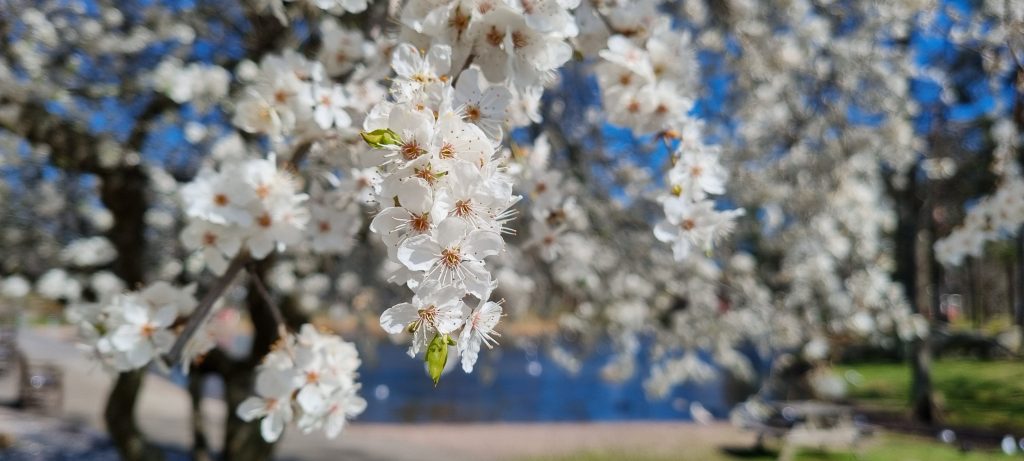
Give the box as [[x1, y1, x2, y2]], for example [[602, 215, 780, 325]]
[[99, 165, 167, 461], [893, 173, 938, 424], [1016, 228, 1024, 336], [104, 370, 166, 461]]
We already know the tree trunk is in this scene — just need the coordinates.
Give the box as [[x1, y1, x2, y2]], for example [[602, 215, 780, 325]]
[[221, 261, 290, 461], [100, 166, 149, 288], [100, 165, 165, 460], [189, 372, 212, 461], [223, 368, 273, 461], [1006, 256, 1015, 324], [893, 173, 938, 424], [104, 370, 166, 461], [1016, 228, 1024, 336], [910, 338, 938, 422]]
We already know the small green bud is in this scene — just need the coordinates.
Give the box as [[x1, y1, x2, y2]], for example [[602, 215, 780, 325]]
[[425, 333, 451, 387], [361, 128, 402, 148]]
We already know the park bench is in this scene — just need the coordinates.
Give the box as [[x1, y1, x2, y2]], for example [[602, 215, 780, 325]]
[[735, 400, 871, 461], [0, 312, 63, 415]]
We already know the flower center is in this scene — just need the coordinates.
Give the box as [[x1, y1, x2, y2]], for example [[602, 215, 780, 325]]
[[401, 140, 426, 161], [682, 219, 696, 231], [486, 26, 504, 47], [214, 193, 229, 206], [511, 31, 529, 50], [257, 106, 273, 122], [274, 89, 290, 104], [439, 142, 456, 159], [409, 213, 431, 233], [414, 165, 440, 184], [257, 213, 273, 228], [453, 199, 473, 217], [448, 8, 470, 36], [440, 247, 462, 269], [418, 304, 438, 325], [255, 183, 271, 199]]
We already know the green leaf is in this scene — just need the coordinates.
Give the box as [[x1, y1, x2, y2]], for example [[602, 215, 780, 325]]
[[360, 128, 402, 148]]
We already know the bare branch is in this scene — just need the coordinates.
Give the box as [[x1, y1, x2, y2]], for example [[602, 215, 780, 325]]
[[165, 252, 250, 366], [246, 263, 289, 341]]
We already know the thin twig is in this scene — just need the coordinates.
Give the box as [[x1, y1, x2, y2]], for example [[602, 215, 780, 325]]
[[1008, 43, 1024, 73], [284, 138, 314, 173], [246, 263, 290, 341], [165, 253, 250, 366]]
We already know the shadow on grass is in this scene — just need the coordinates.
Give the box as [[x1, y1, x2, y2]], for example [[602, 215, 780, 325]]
[[719, 445, 778, 458]]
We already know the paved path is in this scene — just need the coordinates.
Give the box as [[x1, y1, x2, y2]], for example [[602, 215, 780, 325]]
[[0, 327, 752, 460]]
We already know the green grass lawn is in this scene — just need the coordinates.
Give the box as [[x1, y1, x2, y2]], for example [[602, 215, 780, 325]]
[[520, 434, 1017, 461], [836, 359, 1024, 431]]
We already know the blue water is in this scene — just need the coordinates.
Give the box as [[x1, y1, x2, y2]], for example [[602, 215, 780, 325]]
[[178, 340, 767, 423], [353, 342, 754, 423]]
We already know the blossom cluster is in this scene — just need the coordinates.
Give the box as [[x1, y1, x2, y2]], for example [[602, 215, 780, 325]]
[[513, 134, 587, 263], [365, 0, 584, 377], [152, 58, 232, 105], [230, 47, 386, 140], [238, 325, 366, 442], [65, 282, 208, 371], [366, 44, 516, 377], [936, 120, 1024, 266], [397, 0, 578, 125], [179, 158, 309, 273], [595, 22, 741, 261]]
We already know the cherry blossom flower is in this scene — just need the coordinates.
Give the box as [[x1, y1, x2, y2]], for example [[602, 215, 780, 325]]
[[397, 217, 504, 297], [459, 286, 503, 373], [237, 368, 297, 443], [380, 283, 470, 357]]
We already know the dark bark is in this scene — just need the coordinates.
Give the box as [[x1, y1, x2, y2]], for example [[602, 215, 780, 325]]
[[223, 371, 271, 461], [104, 370, 166, 461], [1016, 227, 1024, 335], [222, 260, 292, 461], [893, 178, 918, 310], [189, 373, 212, 461], [910, 338, 937, 423], [98, 164, 168, 460], [1007, 257, 1016, 323], [928, 211, 945, 324], [892, 173, 939, 423], [99, 166, 149, 288]]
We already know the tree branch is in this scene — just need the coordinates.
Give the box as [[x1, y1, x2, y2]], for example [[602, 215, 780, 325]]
[[246, 263, 289, 341], [165, 253, 250, 366]]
